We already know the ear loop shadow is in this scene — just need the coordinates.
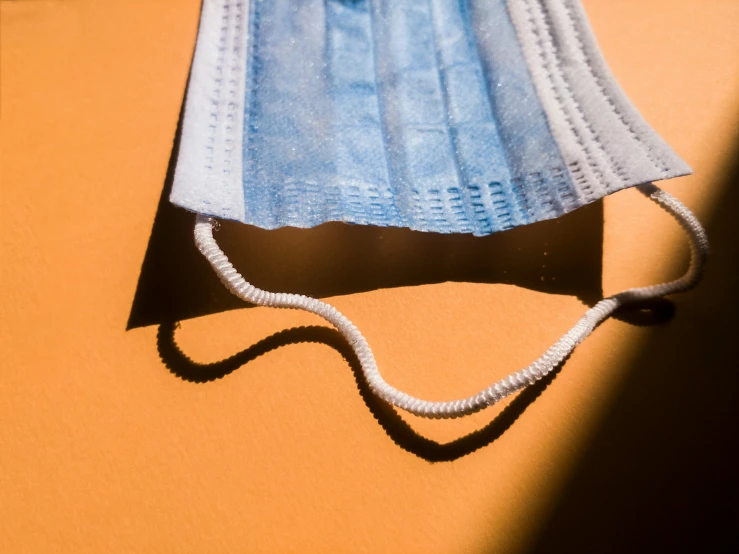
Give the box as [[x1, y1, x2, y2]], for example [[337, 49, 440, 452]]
[[157, 321, 568, 462], [152, 183, 706, 459], [191, 183, 709, 420], [612, 297, 676, 327]]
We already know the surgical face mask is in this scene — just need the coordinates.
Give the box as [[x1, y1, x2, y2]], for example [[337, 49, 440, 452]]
[[171, 0, 708, 418]]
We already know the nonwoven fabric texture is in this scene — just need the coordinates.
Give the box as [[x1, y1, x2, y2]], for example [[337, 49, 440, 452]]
[[171, 0, 691, 236]]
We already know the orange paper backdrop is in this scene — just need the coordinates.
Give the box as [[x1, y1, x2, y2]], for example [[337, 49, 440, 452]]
[[2, 1, 738, 552]]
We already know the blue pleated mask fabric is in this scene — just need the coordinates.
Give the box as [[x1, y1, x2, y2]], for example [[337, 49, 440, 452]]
[[171, 0, 691, 236]]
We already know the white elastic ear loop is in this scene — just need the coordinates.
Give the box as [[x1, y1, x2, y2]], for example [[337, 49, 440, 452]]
[[194, 183, 709, 419]]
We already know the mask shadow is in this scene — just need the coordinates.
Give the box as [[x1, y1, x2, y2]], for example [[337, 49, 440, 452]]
[[127, 111, 606, 330]]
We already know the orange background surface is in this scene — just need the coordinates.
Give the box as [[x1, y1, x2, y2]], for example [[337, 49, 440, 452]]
[[1, 1, 738, 552]]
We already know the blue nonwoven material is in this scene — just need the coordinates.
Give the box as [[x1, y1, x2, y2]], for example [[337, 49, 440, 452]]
[[242, 0, 573, 235], [171, 0, 691, 236]]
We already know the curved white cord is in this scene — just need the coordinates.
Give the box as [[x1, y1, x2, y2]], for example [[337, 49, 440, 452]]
[[194, 183, 709, 419]]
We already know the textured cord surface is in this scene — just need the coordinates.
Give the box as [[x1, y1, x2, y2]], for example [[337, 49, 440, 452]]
[[193, 183, 709, 419]]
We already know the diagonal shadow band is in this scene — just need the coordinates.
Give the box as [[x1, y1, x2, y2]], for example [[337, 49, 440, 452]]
[[157, 321, 567, 463]]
